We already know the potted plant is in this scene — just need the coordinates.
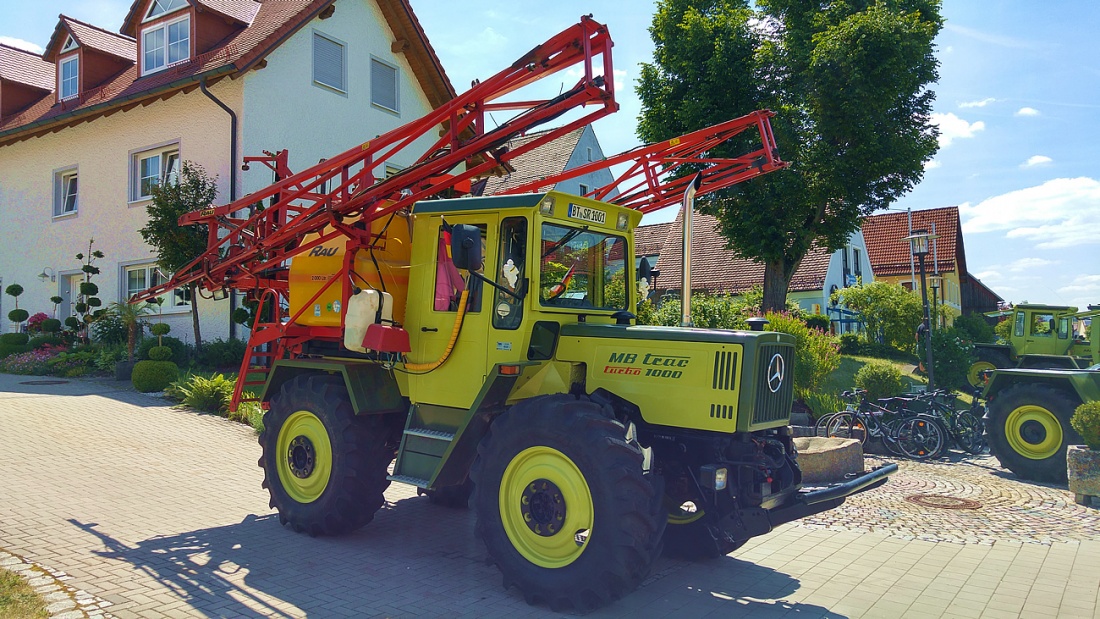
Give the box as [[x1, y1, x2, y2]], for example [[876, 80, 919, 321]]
[[132, 322, 178, 393], [1069, 401, 1100, 507], [107, 301, 152, 380]]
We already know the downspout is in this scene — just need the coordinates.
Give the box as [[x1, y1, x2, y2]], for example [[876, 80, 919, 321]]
[[680, 174, 702, 327], [199, 76, 240, 340]]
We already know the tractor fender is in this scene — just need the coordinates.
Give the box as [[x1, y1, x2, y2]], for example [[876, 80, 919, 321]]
[[261, 359, 405, 416]]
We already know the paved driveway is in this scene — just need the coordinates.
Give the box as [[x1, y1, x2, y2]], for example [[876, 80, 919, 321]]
[[1, 374, 1098, 618]]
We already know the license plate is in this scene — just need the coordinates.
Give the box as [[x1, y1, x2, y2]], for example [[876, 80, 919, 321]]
[[568, 203, 606, 225]]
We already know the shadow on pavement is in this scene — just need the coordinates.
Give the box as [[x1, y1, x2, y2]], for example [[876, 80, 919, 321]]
[[0, 373, 173, 409], [68, 494, 836, 618]]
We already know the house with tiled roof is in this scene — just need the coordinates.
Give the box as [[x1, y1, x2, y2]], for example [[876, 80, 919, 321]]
[[861, 207, 1002, 324], [483, 125, 614, 198], [637, 210, 873, 331], [0, 0, 453, 342]]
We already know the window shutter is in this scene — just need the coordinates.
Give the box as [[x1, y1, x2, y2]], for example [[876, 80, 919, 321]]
[[313, 34, 344, 91], [371, 59, 397, 110]]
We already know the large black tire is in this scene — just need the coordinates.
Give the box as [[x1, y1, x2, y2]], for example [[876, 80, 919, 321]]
[[967, 349, 1010, 389], [423, 479, 474, 508], [471, 395, 665, 612], [259, 375, 395, 536], [985, 384, 1082, 483]]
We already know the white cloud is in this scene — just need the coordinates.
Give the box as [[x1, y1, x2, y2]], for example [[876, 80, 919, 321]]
[[1021, 155, 1052, 168], [930, 113, 985, 147], [1015, 107, 1040, 117], [1007, 258, 1058, 271], [924, 160, 942, 170], [973, 270, 1003, 283], [960, 177, 1100, 249], [0, 37, 43, 54], [960, 97, 996, 108], [1058, 274, 1100, 309]]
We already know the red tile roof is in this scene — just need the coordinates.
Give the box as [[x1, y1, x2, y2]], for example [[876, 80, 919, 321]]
[[861, 206, 962, 277], [635, 221, 670, 258], [482, 127, 585, 195], [645, 210, 834, 294], [0, 44, 54, 91], [45, 16, 137, 63], [120, 0, 260, 38], [0, 0, 455, 146]]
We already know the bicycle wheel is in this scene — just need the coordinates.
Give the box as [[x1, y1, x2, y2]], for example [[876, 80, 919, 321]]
[[822, 412, 868, 444], [953, 410, 986, 455], [895, 416, 946, 460], [879, 418, 908, 456], [814, 412, 840, 437]]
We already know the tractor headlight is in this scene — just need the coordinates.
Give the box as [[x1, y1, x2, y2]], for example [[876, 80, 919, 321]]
[[700, 465, 728, 491], [539, 196, 555, 215], [617, 212, 629, 230]]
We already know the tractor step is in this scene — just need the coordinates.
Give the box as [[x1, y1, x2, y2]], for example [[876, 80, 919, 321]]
[[388, 474, 430, 488], [403, 428, 455, 441]]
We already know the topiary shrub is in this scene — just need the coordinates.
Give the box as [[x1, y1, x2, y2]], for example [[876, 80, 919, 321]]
[[8, 308, 29, 324], [1071, 401, 1100, 450], [803, 314, 830, 331], [28, 335, 64, 350], [148, 345, 173, 361], [150, 322, 171, 344], [1, 332, 29, 346], [137, 335, 190, 365], [0, 343, 31, 359], [854, 360, 905, 401], [41, 318, 62, 333], [64, 316, 81, 330], [132, 360, 179, 392]]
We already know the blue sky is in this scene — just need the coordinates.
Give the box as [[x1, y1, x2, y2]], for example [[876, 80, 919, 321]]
[[3, 1, 1098, 310]]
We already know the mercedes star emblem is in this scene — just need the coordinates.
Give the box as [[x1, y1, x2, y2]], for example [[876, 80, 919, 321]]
[[767, 353, 785, 393]]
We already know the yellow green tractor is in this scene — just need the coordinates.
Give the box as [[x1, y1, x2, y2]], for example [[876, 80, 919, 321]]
[[968, 304, 1100, 388]]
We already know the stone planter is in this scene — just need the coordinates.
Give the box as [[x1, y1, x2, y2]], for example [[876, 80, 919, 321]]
[[793, 437, 864, 484], [1067, 445, 1100, 507], [114, 360, 137, 381]]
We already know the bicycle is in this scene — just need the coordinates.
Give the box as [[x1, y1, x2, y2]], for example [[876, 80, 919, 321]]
[[899, 388, 986, 455], [816, 390, 948, 460]]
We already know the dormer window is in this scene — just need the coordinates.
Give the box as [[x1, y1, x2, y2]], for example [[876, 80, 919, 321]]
[[142, 15, 189, 75], [61, 36, 78, 53], [145, 0, 188, 21], [60, 56, 79, 100]]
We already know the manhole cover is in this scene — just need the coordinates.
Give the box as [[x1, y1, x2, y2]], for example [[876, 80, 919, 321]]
[[19, 380, 69, 386], [905, 494, 981, 510]]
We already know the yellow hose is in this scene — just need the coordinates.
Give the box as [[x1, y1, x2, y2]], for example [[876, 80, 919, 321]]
[[403, 289, 468, 372]]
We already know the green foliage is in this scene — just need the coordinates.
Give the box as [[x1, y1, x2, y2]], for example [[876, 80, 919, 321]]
[[150, 322, 171, 337], [46, 351, 97, 377], [765, 311, 841, 400], [50, 295, 63, 305], [7, 309, 29, 324], [651, 293, 750, 329], [917, 326, 974, 391], [1071, 401, 1100, 450], [176, 373, 235, 413], [90, 310, 130, 345], [4, 284, 23, 300], [954, 313, 995, 344], [195, 338, 246, 369], [838, 333, 861, 355], [854, 360, 906, 401], [0, 333, 29, 346], [40, 318, 62, 333], [27, 335, 64, 350], [137, 335, 191, 366], [79, 282, 99, 296], [0, 343, 31, 360], [993, 317, 1012, 343], [802, 391, 845, 420], [637, 0, 942, 310], [804, 314, 830, 331], [833, 281, 923, 353], [0, 563, 50, 618], [64, 316, 80, 330], [72, 239, 104, 340], [132, 360, 180, 392], [94, 344, 128, 372], [148, 346, 174, 361]]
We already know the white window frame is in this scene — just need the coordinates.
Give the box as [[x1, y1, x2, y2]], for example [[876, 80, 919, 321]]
[[370, 56, 399, 113], [143, 0, 188, 21], [59, 56, 79, 101], [312, 31, 347, 94], [53, 166, 79, 218], [121, 262, 191, 314], [141, 14, 190, 76], [61, 36, 78, 53], [129, 142, 180, 203]]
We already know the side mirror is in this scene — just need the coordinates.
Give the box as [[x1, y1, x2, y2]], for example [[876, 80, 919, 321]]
[[637, 256, 653, 284], [450, 224, 483, 271]]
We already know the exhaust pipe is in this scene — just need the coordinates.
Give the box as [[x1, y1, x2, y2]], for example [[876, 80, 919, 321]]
[[681, 174, 702, 327]]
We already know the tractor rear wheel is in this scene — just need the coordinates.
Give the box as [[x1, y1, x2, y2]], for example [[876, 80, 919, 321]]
[[423, 479, 474, 508], [471, 395, 665, 612], [259, 375, 394, 536], [985, 384, 1082, 483]]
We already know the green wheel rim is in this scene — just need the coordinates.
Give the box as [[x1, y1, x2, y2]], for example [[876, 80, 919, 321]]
[[968, 361, 997, 387], [276, 410, 333, 503], [499, 446, 593, 568], [1005, 404, 1063, 460]]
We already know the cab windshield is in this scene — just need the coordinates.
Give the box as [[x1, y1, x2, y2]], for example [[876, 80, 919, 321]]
[[539, 222, 627, 310]]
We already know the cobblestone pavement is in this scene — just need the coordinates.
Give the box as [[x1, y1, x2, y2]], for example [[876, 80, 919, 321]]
[[1, 374, 1098, 618]]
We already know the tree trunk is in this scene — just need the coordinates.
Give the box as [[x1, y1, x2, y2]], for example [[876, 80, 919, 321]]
[[189, 282, 203, 352], [762, 258, 796, 313]]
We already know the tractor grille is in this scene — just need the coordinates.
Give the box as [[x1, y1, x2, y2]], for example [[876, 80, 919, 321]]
[[753, 344, 794, 425], [712, 350, 738, 391]]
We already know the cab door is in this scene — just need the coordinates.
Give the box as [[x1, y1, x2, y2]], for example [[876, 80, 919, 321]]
[[404, 214, 495, 409], [486, 216, 530, 371]]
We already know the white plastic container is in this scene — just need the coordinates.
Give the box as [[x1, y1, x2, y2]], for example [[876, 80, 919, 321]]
[[343, 289, 394, 352]]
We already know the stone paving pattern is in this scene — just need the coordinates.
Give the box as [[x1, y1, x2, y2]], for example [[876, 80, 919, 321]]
[[1, 374, 1098, 618]]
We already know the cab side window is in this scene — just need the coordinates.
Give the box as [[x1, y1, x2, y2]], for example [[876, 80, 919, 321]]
[[434, 224, 485, 312], [494, 217, 527, 330]]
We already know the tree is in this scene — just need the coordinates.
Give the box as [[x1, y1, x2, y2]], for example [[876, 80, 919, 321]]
[[139, 161, 217, 351], [832, 280, 922, 352], [637, 0, 942, 311]]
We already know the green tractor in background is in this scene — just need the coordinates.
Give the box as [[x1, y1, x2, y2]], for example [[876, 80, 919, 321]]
[[983, 365, 1099, 483], [967, 304, 1099, 388]]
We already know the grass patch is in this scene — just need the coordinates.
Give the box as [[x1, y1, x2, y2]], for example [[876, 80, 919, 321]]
[[0, 567, 49, 619]]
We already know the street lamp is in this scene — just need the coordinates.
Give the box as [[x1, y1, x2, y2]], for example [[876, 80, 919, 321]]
[[37, 267, 56, 283], [903, 229, 938, 391], [929, 275, 942, 329]]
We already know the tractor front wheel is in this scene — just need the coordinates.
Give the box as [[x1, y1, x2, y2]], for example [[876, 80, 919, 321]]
[[472, 395, 665, 612], [985, 384, 1081, 483], [968, 350, 1010, 389], [259, 375, 395, 536]]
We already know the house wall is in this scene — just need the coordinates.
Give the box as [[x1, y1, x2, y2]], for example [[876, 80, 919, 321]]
[[0, 79, 242, 342], [554, 125, 616, 198], [240, 0, 441, 196]]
